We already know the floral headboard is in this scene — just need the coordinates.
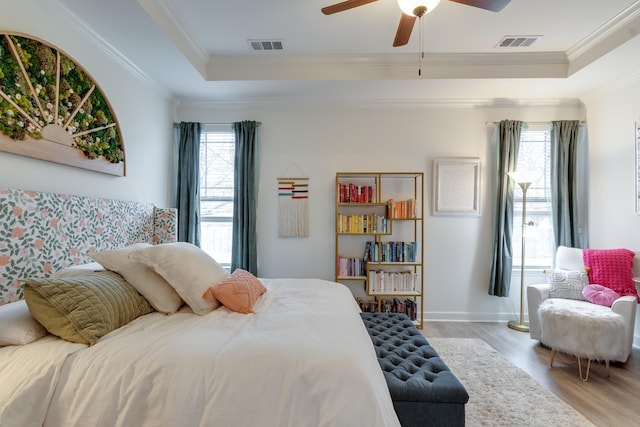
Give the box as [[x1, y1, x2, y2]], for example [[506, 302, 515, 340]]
[[0, 188, 177, 304]]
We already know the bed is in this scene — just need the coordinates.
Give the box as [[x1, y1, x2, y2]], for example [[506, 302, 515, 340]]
[[0, 188, 400, 427]]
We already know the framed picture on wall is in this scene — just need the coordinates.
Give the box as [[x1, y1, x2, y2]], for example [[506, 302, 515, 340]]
[[432, 157, 481, 216], [636, 119, 640, 214]]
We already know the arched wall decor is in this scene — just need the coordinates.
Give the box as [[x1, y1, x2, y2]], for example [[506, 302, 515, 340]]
[[0, 33, 125, 176]]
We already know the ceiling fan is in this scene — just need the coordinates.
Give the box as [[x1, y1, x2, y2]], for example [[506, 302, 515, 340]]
[[321, 0, 511, 47]]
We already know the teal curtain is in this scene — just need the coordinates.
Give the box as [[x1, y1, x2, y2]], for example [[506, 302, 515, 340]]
[[231, 121, 259, 275], [175, 122, 202, 245], [489, 120, 523, 297], [551, 120, 589, 249]]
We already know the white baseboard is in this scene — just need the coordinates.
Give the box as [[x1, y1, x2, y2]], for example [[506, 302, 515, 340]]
[[422, 311, 640, 349], [423, 311, 528, 323]]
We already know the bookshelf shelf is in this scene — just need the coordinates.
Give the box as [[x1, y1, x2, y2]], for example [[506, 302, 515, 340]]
[[368, 291, 421, 297], [337, 232, 392, 236], [335, 172, 424, 328], [337, 202, 390, 207], [367, 261, 421, 266]]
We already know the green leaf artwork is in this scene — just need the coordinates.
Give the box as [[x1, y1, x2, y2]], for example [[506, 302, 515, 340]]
[[0, 33, 125, 175]]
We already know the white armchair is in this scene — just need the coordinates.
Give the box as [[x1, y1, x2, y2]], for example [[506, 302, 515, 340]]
[[527, 246, 638, 380]]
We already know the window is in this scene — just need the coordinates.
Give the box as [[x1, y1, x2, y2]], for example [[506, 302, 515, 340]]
[[199, 124, 234, 270], [512, 125, 554, 268]]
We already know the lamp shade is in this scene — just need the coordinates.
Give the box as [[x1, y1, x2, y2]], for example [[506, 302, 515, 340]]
[[397, 0, 440, 16], [507, 170, 538, 186]]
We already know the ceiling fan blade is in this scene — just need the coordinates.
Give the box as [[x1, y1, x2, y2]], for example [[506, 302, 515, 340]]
[[321, 0, 378, 15], [393, 13, 417, 47], [448, 0, 510, 12]]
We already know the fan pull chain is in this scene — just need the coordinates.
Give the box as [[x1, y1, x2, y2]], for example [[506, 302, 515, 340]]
[[418, 16, 423, 76]]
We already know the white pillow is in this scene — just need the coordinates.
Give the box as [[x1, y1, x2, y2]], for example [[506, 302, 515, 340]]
[[547, 269, 589, 301], [52, 262, 105, 278], [555, 246, 585, 271], [129, 242, 228, 315], [91, 243, 183, 314], [0, 300, 48, 346]]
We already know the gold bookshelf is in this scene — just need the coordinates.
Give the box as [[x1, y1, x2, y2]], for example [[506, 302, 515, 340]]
[[335, 172, 424, 328]]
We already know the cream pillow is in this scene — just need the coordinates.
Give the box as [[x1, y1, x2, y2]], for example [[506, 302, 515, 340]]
[[91, 243, 183, 314], [52, 262, 105, 278], [129, 242, 228, 315], [0, 300, 48, 346]]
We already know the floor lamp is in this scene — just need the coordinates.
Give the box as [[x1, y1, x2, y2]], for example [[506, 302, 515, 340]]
[[507, 171, 535, 332]]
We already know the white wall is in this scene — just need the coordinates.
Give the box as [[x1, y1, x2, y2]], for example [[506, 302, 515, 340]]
[[0, 1, 174, 207], [583, 76, 640, 344], [177, 101, 584, 322], [584, 86, 640, 248]]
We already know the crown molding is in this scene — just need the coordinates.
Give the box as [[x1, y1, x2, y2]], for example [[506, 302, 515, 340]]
[[567, 1, 640, 74], [205, 52, 569, 81], [207, 51, 568, 68], [567, 1, 640, 61], [175, 97, 582, 110]]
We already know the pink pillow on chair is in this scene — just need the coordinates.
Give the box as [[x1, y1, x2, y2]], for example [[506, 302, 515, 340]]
[[582, 284, 621, 307], [582, 248, 639, 302]]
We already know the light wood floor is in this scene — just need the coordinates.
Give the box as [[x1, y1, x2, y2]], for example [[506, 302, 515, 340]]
[[422, 322, 640, 427]]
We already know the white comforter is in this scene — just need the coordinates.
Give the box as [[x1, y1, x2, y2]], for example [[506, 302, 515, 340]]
[[1, 278, 400, 427]]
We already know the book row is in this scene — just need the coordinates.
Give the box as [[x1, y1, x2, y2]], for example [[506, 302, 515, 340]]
[[387, 198, 417, 219], [363, 241, 418, 263], [337, 183, 377, 203], [337, 256, 366, 278], [336, 213, 389, 234], [357, 297, 418, 321], [337, 253, 420, 278], [367, 270, 418, 294]]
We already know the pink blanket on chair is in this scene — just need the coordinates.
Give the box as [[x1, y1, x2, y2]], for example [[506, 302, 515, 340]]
[[582, 248, 639, 302]]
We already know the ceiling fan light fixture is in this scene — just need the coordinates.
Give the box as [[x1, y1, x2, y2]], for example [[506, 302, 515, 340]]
[[397, 0, 440, 17]]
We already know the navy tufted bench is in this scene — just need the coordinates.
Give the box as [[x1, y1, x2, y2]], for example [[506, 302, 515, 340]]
[[361, 312, 469, 427]]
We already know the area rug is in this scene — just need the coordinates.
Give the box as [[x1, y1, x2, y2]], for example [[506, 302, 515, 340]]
[[427, 338, 595, 427]]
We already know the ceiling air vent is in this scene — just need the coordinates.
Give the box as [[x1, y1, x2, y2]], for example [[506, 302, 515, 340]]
[[496, 35, 541, 48], [248, 39, 284, 51]]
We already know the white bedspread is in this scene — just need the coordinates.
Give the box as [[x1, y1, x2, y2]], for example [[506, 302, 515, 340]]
[[1, 278, 400, 427], [0, 336, 84, 427]]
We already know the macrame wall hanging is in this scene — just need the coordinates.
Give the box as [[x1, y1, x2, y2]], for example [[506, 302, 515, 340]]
[[277, 163, 309, 238], [0, 33, 125, 176]]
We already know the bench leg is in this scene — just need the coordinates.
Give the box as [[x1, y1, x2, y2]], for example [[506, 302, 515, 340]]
[[550, 349, 556, 367], [577, 357, 592, 382]]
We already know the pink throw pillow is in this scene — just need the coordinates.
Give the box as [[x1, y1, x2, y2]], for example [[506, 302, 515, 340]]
[[582, 248, 639, 302], [582, 284, 621, 307], [202, 269, 266, 314]]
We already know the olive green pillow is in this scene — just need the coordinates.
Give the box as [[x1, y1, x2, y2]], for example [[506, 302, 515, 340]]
[[23, 271, 153, 345]]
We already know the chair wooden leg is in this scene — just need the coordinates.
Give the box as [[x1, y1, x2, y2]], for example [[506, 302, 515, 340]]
[[605, 360, 610, 378], [577, 357, 592, 382], [550, 349, 556, 367]]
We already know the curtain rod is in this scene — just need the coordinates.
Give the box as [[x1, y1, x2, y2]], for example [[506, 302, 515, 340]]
[[485, 120, 586, 125], [173, 122, 262, 126], [202, 122, 262, 126]]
